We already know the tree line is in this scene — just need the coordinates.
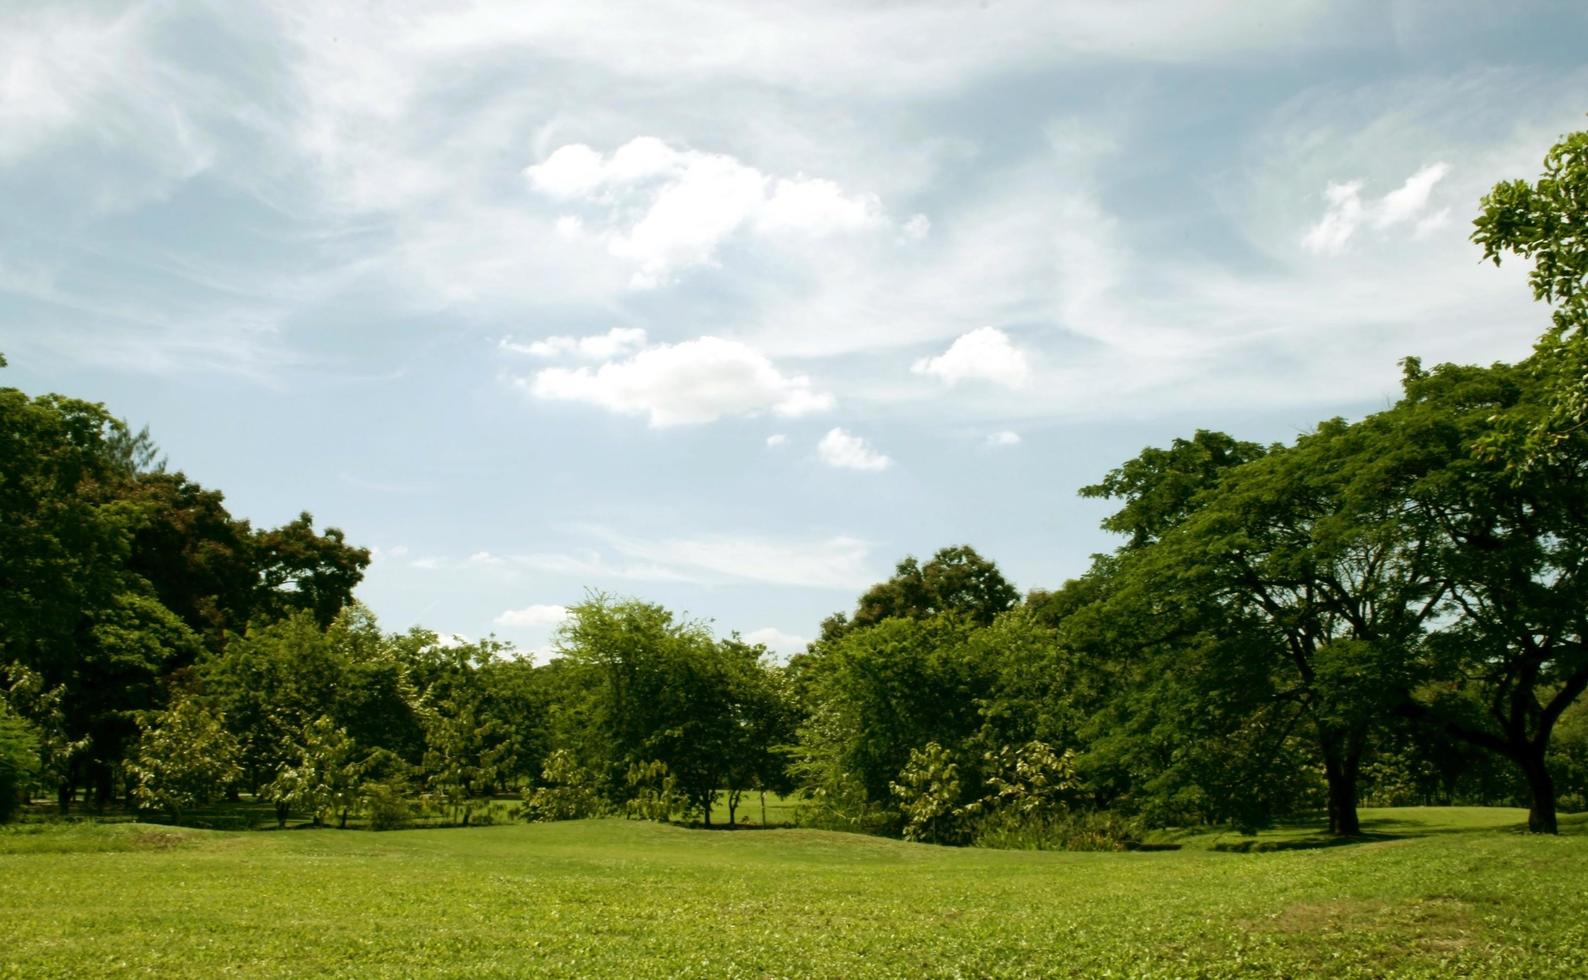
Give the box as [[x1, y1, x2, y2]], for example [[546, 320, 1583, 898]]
[[2, 127, 1586, 840]]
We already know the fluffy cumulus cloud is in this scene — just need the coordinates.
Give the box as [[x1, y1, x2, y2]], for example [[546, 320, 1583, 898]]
[[523, 335, 834, 427], [766, 433, 788, 448], [499, 327, 647, 360], [912, 327, 1031, 388], [817, 428, 891, 472], [493, 603, 570, 628], [1302, 163, 1451, 254], [525, 136, 885, 287], [987, 430, 1022, 447]]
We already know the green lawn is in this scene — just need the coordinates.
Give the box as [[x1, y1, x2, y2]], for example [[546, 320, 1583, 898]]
[[3, 808, 1585, 977]]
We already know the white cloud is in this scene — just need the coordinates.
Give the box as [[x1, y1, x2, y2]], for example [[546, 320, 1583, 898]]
[[818, 428, 892, 472], [743, 627, 808, 657], [524, 336, 834, 427], [494, 604, 570, 628], [1302, 163, 1450, 254], [987, 430, 1022, 446], [468, 551, 506, 565], [913, 327, 1031, 388], [525, 137, 885, 287], [500, 327, 648, 360], [766, 433, 788, 448], [900, 213, 931, 242]]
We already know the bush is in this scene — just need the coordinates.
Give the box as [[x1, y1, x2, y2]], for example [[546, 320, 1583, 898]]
[[971, 809, 1144, 852], [891, 742, 967, 845], [519, 750, 604, 822], [361, 781, 412, 831], [0, 704, 40, 823], [624, 760, 679, 822]]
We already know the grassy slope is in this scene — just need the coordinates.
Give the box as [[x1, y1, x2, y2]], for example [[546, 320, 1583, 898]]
[[2, 808, 1585, 978]]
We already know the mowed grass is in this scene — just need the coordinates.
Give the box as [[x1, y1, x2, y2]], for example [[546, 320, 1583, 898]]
[[2, 808, 1586, 978]]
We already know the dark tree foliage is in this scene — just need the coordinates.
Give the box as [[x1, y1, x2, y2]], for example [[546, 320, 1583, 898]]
[[122, 473, 256, 652], [252, 512, 370, 629]]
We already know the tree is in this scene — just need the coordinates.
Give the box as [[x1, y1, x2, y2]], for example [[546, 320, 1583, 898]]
[[263, 715, 367, 828], [0, 700, 39, 823], [521, 749, 603, 821], [1471, 127, 1588, 467], [794, 614, 991, 819], [1377, 359, 1588, 833], [252, 512, 370, 629], [891, 741, 965, 844], [833, 545, 1020, 641], [1087, 421, 1444, 835], [121, 472, 256, 651], [130, 697, 241, 825]]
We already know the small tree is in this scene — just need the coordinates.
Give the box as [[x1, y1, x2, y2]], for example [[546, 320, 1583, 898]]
[[521, 749, 603, 822], [624, 759, 678, 822], [263, 716, 366, 828], [972, 741, 1078, 821], [0, 701, 40, 823], [130, 698, 241, 825], [891, 742, 966, 845]]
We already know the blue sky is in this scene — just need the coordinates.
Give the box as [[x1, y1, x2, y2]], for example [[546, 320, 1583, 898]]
[[3, 0, 1584, 658]]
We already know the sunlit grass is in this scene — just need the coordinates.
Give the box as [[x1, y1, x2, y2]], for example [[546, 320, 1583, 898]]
[[2, 807, 1585, 977]]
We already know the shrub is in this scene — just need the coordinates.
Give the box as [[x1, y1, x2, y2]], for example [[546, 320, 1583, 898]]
[[891, 742, 967, 845], [520, 750, 604, 822], [624, 759, 678, 822], [361, 780, 412, 831], [0, 704, 40, 823]]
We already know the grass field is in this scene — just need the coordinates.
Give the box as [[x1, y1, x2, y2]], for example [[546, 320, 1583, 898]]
[[3, 807, 1586, 977]]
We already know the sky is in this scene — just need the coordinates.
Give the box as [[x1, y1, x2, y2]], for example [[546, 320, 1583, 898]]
[[3, 0, 1585, 660]]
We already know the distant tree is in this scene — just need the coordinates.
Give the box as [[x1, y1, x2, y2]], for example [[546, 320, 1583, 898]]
[[795, 615, 990, 814], [846, 545, 1020, 634], [130, 697, 241, 825], [252, 512, 370, 629]]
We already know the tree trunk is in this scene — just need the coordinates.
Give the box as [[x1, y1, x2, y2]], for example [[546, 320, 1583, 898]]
[[1521, 747, 1559, 835], [760, 790, 767, 827], [56, 781, 72, 816], [702, 794, 711, 827], [1322, 741, 1361, 836]]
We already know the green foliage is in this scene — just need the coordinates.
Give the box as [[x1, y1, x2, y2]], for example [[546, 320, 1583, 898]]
[[1472, 128, 1588, 467], [890, 741, 966, 845], [360, 779, 414, 831], [0, 700, 40, 822], [262, 716, 368, 829], [972, 741, 1077, 821], [252, 512, 370, 629], [623, 759, 679, 821], [130, 697, 242, 824], [521, 749, 604, 822]]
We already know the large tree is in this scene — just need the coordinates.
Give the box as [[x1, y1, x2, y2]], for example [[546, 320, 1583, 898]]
[[1471, 128, 1588, 468], [1377, 359, 1588, 833]]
